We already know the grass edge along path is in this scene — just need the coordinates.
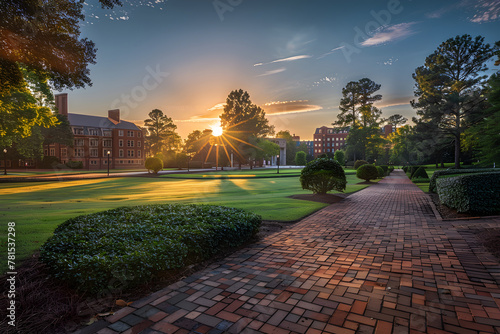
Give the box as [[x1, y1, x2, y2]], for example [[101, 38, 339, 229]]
[[0, 169, 373, 273]]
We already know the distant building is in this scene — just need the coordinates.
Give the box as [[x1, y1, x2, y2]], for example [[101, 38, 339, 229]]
[[296, 140, 314, 156], [265, 138, 287, 166], [313, 126, 348, 157], [47, 93, 145, 169]]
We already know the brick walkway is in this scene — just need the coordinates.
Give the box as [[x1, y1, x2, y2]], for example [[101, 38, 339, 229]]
[[80, 170, 500, 334]]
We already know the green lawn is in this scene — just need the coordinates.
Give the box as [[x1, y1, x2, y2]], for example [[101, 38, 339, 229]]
[[0, 170, 371, 273]]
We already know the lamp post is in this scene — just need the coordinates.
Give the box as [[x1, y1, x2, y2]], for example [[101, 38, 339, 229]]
[[107, 151, 110, 177], [277, 154, 280, 174], [215, 143, 219, 171], [3, 148, 7, 175]]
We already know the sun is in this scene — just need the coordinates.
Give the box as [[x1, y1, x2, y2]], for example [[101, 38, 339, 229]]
[[211, 124, 223, 137]]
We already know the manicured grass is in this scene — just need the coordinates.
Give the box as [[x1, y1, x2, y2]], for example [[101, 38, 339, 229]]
[[0, 170, 372, 273]]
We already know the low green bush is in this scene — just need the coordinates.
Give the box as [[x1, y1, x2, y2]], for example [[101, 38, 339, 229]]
[[436, 172, 500, 214], [356, 164, 379, 182], [65, 160, 83, 169], [376, 166, 385, 178], [295, 151, 307, 166], [40, 204, 261, 294], [409, 166, 421, 178], [388, 166, 394, 173], [412, 167, 429, 180], [354, 160, 368, 170], [429, 168, 498, 193], [402, 166, 408, 173], [379, 165, 389, 174], [145, 157, 163, 173], [334, 150, 345, 166], [300, 158, 346, 194], [412, 177, 430, 183]]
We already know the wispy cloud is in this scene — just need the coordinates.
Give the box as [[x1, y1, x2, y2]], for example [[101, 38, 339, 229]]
[[317, 46, 345, 59], [254, 55, 311, 67], [375, 97, 412, 109], [257, 67, 286, 77], [264, 100, 323, 116], [361, 22, 417, 47], [470, 0, 500, 22], [378, 57, 399, 66]]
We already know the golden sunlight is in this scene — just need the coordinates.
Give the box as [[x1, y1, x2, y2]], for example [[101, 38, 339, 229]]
[[211, 124, 223, 136]]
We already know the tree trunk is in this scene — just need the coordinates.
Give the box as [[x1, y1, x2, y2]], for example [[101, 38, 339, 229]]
[[454, 111, 461, 169]]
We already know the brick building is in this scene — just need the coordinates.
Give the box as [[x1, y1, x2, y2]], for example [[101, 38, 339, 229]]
[[312, 124, 394, 158], [46, 93, 145, 169], [313, 126, 349, 157]]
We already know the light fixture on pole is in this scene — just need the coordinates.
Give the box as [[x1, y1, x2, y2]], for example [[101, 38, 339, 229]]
[[107, 151, 111, 176], [3, 148, 7, 175], [277, 154, 280, 174]]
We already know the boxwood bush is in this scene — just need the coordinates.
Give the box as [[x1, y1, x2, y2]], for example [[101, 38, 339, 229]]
[[429, 168, 497, 193], [354, 160, 368, 170], [40, 204, 261, 294], [356, 164, 379, 182], [436, 172, 500, 214], [376, 166, 385, 178], [412, 167, 429, 180], [145, 157, 163, 173], [300, 157, 346, 194]]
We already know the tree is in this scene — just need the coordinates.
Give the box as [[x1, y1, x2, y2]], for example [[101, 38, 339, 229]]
[[300, 158, 347, 194], [0, 0, 121, 94], [471, 72, 500, 165], [256, 139, 280, 162], [219, 89, 273, 164], [386, 114, 408, 128], [295, 151, 307, 165], [184, 130, 207, 155], [334, 78, 382, 128], [276, 130, 297, 165], [412, 35, 497, 169], [144, 109, 179, 156], [334, 150, 345, 166]]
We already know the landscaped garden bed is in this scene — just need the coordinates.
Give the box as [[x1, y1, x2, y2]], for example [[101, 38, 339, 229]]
[[40, 204, 261, 294]]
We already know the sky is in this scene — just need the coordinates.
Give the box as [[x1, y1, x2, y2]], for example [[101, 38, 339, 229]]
[[62, 0, 500, 140]]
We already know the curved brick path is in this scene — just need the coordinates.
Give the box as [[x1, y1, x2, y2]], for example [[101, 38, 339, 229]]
[[81, 170, 500, 334]]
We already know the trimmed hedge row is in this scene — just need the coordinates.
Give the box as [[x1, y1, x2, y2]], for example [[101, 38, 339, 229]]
[[40, 204, 261, 294], [436, 172, 500, 214], [429, 168, 498, 193]]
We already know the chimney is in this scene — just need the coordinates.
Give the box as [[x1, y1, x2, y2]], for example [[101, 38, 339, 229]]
[[54, 93, 68, 116], [108, 109, 120, 124]]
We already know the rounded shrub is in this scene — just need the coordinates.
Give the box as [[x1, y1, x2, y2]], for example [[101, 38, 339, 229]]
[[40, 204, 261, 294], [409, 166, 421, 178], [334, 150, 345, 166], [145, 157, 163, 173], [354, 160, 368, 170], [376, 166, 385, 178], [295, 151, 307, 166], [300, 157, 347, 194], [412, 166, 429, 180], [356, 164, 379, 182]]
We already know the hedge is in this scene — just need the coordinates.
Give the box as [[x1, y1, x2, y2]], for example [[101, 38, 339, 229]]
[[40, 204, 261, 294], [429, 168, 498, 193], [436, 172, 500, 214], [376, 166, 385, 178]]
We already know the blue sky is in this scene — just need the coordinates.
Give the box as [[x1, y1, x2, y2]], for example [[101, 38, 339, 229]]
[[63, 0, 500, 139]]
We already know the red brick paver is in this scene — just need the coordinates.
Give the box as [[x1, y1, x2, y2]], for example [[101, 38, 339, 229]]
[[77, 170, 500, 334]]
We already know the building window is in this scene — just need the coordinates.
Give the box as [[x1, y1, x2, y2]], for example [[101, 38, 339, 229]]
[[88, 128, 99, 136], [127, 150, 134, 157], [103, 139, 112, 147], [90, 148, 98, 157], [137, 150, 141, 158], [138, 132, 141, 138], [74, 148, 84, 157], [61, 148, 67, 157], [119, 149, 124, 158], [50, 148, 55, 156], [90, 160, 98, 165], [73, 127, 84, 135], [118, 130, 124, 137], [137, 141, 141, 147], [127, 131, 134, 137], [103, 130, 112, 137], [127, 140, 134, 147], [90, 139, 99, 147], [119, 139, 123, 147], [74, 139, 85, 146]]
